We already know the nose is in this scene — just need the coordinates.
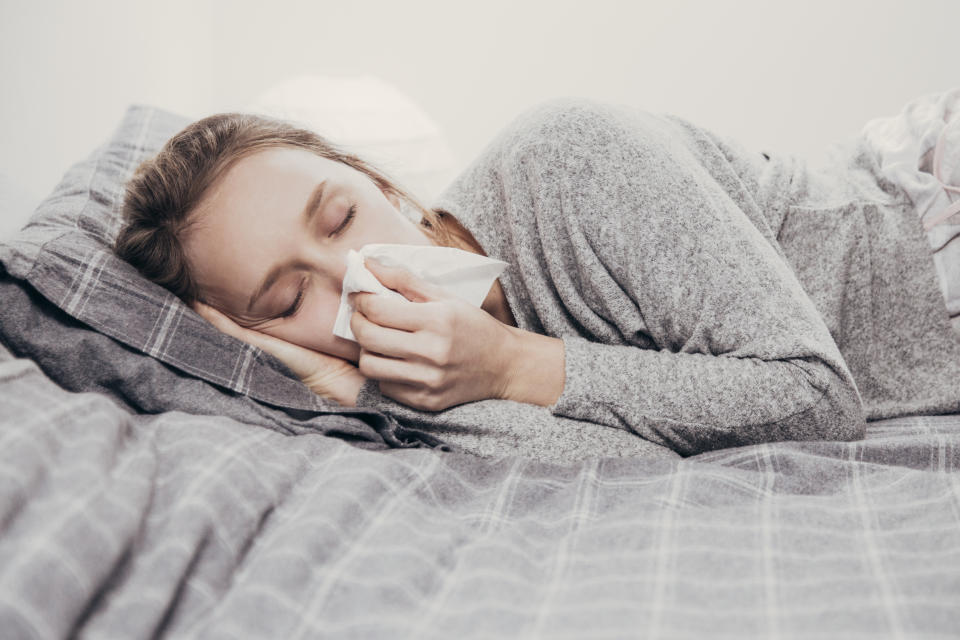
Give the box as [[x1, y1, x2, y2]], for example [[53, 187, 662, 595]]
[[303, 243, 351, 291]]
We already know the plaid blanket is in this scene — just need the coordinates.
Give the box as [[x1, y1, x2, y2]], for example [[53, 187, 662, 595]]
[[2, 340, 958, 639]]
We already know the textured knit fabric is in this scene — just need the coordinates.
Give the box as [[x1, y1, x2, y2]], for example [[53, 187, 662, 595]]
[[356, 97, 960, 457]]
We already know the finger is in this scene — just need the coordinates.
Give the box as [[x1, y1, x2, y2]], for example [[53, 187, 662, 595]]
[[357, 348, 434, 386], [192, 303, 350, 387], [353, 291, 445, 334], [378, 379, 445, 412], [193, 302, 247, 339], [193, 302, 273, 352], [195, 302, 303, 363], [351, 303, 443, 361], [365, 258, 449, 304], [351, 307, 408, 357]]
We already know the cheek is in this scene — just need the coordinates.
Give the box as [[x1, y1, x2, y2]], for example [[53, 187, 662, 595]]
[[261, 292, 357, 360]]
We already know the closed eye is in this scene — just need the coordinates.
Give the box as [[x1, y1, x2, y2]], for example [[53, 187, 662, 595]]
[[274, 204, 355, 320], [279, 288, 304, 319], [278, 276, 308, 319], [331, 204, 356, 237]]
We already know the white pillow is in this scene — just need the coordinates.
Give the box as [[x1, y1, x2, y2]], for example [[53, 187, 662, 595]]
[[240, 74, 456, 218]]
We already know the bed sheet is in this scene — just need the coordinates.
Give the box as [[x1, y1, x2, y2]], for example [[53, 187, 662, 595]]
[[1, 340, 959, 639]]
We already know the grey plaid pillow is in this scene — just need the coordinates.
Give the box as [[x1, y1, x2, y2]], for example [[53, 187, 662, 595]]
[[0, 104, 444, 449]]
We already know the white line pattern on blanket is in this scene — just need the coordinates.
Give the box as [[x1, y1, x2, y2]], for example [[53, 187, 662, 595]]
[[1, 344, 960, 637]]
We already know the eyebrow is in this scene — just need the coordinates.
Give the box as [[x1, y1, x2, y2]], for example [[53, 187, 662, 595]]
[[245, 180, 327, 314]]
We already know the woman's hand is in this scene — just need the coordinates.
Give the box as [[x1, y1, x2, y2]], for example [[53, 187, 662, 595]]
[[192, 301, 368, 407], [350, 258, 521, 412]]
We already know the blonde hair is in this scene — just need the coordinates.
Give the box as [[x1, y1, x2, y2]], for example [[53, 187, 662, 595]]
[[115, 112, 465, 305]]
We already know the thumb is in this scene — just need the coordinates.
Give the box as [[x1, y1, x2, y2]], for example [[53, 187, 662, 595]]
[[193, 301, 261, 346], [365, 257, 448, 304]]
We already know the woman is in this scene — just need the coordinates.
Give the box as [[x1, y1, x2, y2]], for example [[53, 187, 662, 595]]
[[115, 91, 960, 457]]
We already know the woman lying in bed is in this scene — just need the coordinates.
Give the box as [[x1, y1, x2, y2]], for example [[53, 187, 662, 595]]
[[113, 89, 960, 455]]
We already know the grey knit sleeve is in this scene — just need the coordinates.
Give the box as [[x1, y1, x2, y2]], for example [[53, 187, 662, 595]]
[[505, 99, 867, 455], [353, 378, 682, 463]]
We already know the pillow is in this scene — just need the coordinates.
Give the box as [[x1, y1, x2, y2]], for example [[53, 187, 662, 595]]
[[0, 103, 449, 451], [240, 74, 457, 209]]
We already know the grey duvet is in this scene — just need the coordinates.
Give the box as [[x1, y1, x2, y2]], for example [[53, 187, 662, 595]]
[[2, 335, 959, 638]]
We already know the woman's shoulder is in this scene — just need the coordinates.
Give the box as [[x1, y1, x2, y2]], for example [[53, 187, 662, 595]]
[[436, 99, 622, 198], [495, 97, 642, 151], [461, 98, 677, 190], [509, 96, 618, 128]]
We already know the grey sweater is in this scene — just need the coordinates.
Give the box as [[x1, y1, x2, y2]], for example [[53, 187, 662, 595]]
[[355, 98, 960, 463]]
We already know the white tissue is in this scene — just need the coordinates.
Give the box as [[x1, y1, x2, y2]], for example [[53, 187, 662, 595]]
[[332, 243, 510, 342]]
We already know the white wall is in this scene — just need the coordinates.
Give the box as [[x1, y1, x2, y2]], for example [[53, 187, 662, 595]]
[[2, 0, 958, 238]]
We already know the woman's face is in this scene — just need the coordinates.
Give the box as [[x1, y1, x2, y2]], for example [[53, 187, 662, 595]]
[[182, 146, 437, 363]]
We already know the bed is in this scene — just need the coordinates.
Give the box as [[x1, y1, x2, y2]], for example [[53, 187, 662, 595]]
[[1, 87, 959, 639]]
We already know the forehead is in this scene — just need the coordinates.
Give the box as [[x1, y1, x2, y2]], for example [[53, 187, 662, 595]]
[[181, 148, 340, 302], [218, 146, 345, 191], [191, 147, 352, 224]]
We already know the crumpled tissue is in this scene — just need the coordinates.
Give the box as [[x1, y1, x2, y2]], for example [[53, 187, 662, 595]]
[[332, 243, 510, 342]]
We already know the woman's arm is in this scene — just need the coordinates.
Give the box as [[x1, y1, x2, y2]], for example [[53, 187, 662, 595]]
[[431, 98, 867, 456]]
